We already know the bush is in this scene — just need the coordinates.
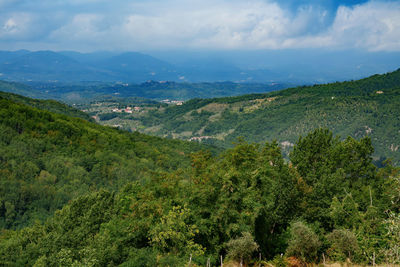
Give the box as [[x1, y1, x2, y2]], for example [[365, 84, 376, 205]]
[[285, 222, 320, 263], [120, 248, 157, 267], [327, 229, 359, 262], [226, 232, 259, 265], [270, 254, 288, 267]]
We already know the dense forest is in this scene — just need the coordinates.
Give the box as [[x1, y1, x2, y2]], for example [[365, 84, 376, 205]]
[[106, 69, 400, 165], [0, 93, 211, 229], [0, 91, 400, 266]]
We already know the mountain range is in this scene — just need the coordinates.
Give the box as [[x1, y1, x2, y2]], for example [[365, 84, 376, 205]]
[[1, 50, 400, 84]]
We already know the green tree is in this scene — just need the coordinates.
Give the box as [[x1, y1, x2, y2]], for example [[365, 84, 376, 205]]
[[286, 221, 320, 263], [226, 232, 259, 266], [150, 206, 204, 257], [327, 229, 359, 261]]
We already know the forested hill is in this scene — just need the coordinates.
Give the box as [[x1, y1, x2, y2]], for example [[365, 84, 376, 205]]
[[129, 68, 400, 164], [1, 93, 400, 266], [0, 95, 210, 229], [0, 90, 93, 121]]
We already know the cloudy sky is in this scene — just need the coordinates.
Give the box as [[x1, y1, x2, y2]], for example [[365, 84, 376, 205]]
[[0, 0, 399, 52]]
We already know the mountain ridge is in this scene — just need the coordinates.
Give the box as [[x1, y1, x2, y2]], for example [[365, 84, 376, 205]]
[[97, 68, 400, 165], [1, 49, 399, 83]]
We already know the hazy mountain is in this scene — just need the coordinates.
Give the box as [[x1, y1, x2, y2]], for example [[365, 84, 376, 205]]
[[0, 50, 178, 83], [0, 49, 399, 84], [0, 51, 104, 82], [58, 51, 119, 64], [0, 50, 30, 63], [95, 52, 178, 82], [151, 49, 400, 83]]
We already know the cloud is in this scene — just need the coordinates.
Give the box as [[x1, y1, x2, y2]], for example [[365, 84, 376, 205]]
[[0, 0, 399, 51], [330, 1, 400, 51], [285, 1, 400, 51], [0, 13, 35, 40]]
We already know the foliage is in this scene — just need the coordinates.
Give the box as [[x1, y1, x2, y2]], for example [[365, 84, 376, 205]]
[[326, 229, 359, 261], [269, 255, 288, 267], [117, 69, 400, 165], [0, 92, 399, 266], [286, 221, 321, 263], [381, 175, 400, 264], [225, 232, 259, 265], [150, 206, 204, 256], [0, 95, 209, 229], [382, 211, 400, 264], [0, 90, 93, 121]]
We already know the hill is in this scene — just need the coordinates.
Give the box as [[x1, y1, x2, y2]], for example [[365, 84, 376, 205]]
[[0, 94, 211, 229], [1, 128, 399, 266], [0, 78, 286, 104], [0, 90, 93, 121], [0, 92, 399, 266], [106, 69, 400, 165]]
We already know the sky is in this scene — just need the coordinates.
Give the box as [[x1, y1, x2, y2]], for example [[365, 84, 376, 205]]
[[0, 0, 399, 52]]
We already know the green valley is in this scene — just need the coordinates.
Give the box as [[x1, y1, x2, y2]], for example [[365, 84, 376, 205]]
[[90, 69, 400, 165], [0, 70, 400, 266]]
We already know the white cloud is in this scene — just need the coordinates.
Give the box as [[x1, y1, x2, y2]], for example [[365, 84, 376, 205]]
[[0, 13, 35, 40], [51, 14, 104, 39], [109, 0, 322, 50], [287, 1, 400, 51], [3, 18, 17, 32], [0, 0, 399, 51], [329, 1, 400, 51]]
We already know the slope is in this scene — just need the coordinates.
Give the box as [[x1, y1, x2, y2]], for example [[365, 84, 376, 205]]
[[0, 90, 93, 121], [129, 69, 400, 164], [0, 94, 211, 229], [1, 129, 399, 266]]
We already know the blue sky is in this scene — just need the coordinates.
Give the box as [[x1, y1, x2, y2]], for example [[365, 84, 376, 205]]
[[0, 0, 399, 52]]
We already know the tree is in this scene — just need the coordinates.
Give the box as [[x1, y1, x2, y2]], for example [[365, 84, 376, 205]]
[[327, 229, 359, 261], [150, 206, 204, 257], [226, 232, 259, 266], [286, 222, 320, 263]]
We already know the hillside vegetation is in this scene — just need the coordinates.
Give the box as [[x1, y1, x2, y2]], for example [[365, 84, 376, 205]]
[[1, 125, 399, 266], [0, 94, 210, 229], [0, 77, 287, 104], [117, 69, 400, 165], [0, 91, 93, 121], [0, 73, 400, 266]]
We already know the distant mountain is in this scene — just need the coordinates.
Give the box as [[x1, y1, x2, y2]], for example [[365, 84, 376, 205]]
[[18, 80, 287, 103], [0, 50, 179, 83], [0, 51, 108, 82], [118, 69, 400, 165], [95, 52, 177, 81], [1, 49, 399, 84], [58, 51, 119, 64], [0, 50, 30, 63], [151, 49, 400, 83], [0, 76, 288, 103]]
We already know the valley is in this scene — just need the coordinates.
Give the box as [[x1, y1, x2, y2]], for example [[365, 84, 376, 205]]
[[1, 0, 400, 265], [0, 61, 400, 267], [83, 69, 400, 165]]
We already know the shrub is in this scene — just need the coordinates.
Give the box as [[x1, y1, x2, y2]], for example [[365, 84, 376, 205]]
[[327, 229, 359, 262], [285, 222, 320, 263], [226, 232, 259, 265]]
